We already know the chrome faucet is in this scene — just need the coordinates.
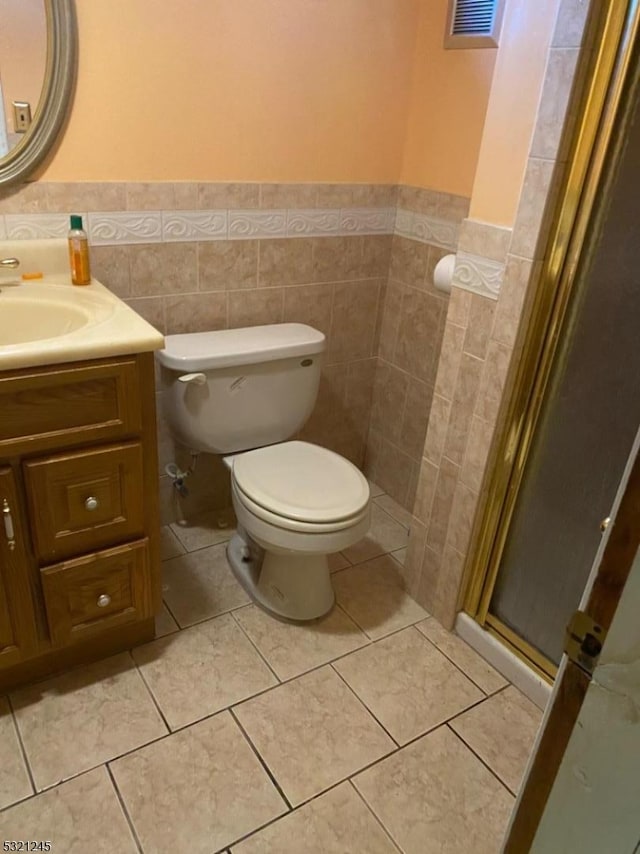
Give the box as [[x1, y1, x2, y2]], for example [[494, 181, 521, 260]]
[[0, 258, 19, 269]]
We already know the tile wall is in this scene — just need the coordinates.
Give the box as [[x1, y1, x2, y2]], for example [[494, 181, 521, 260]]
[[366, 186, 470, 509], [402, 0, 593, 626], [0, 180, 466, 522]]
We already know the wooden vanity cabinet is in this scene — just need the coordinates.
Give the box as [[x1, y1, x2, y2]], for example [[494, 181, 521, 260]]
[[0, 352, 161, 692]]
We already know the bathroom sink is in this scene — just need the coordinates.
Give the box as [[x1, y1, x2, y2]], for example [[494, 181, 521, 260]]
[[0, 283, 116, 347], [0, 298, 91, 345], [0, 238, 164, 371]]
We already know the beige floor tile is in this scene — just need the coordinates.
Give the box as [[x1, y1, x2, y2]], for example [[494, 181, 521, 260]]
[[368, 480, 385, 497], [354, 726, 513, 854], [170, 506, 236, 552], [343, 504, 409, 564], [450, 685, 542, 793], [373, 494, 412, 529], [11, 653, 167, 790], [155, 603, 179, 637], [0, 768, 138, 853], [417, 618, 508, 695], [233, 781, 397, 853], [328, 551, 351, 572], [391, 547, 407, 566], [160, 524, 185, 560], [133, 613, 277, 729], [234, 666, 394, 806], [234, 604, 368, 681], [162, 542, 250, 627], [333, 554, 428, 639], [111, 711, 286, 853], [0, 697, 32, 809], [335, 627, 482, 744]]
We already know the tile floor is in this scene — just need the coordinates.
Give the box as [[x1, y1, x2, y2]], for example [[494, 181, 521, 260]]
[[0, 486, 543, 854]]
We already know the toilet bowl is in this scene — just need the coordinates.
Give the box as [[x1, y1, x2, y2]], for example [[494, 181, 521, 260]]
[[226, 441, 369, 619], [156, 323, 371, 621]]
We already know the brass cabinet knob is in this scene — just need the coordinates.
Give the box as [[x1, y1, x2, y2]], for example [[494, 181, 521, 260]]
[[85, 496, 99, 512], [600, 516, 610, 533], [97, 594, 111, 608]]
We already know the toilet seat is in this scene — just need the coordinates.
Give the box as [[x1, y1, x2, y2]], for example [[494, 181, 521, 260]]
[[233, 480, 370, 535], [231, 440, 370, 528]]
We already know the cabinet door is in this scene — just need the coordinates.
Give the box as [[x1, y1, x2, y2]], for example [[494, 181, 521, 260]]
[[0, 467, 38, 668], [24, 442, 145, 563]]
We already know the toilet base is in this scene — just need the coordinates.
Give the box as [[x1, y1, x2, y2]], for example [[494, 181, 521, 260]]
[[227, 531, 335, 621]]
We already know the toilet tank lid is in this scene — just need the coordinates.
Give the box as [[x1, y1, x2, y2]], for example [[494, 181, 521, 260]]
[[156, 323, 326, 371]]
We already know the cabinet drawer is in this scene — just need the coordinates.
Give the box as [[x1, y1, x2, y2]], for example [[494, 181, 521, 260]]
[[41, 539, 152, 645], [0, 358, 141, 457], [25, 442, 144, 563]]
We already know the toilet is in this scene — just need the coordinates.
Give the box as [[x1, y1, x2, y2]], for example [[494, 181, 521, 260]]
[[156, 323, 371, 621]]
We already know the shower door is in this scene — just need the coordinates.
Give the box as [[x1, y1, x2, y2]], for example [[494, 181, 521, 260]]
[[480, 73, 640, 671]]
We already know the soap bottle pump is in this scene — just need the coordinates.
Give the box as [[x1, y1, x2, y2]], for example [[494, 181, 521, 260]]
[[68, 214, 91, 285]]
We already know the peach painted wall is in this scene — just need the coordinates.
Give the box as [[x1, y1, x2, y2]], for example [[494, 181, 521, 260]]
[[0, 0, 47, 134], [40, 0, 421, 182], [469, 0, 561, 226], [400, 0, 497, 197]]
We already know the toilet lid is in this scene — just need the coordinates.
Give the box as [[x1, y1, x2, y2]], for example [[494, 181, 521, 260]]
[[232, 441, 370, 524]]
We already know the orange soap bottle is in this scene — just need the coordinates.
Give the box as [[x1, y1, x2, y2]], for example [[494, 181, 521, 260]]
[[68, 214, 91, 285]]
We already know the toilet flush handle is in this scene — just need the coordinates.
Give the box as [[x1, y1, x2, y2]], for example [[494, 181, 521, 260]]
[[178, 373, 207, 386]]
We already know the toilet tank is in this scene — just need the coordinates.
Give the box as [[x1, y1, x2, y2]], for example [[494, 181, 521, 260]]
[[156, 323, 325, 454]]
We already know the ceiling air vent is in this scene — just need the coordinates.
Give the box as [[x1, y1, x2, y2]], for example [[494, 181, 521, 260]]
[[445, 0, 505, 49]]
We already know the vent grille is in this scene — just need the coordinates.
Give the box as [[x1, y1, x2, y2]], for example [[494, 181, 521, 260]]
[[451, 0, 496, 36]]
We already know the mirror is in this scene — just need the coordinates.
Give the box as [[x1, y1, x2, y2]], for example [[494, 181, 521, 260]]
[[0, 0, 76, 186]]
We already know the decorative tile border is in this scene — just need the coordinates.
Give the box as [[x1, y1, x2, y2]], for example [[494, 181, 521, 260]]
[[394, 208, 459, 251], [340, 207, 395, 235], [228, 209, 287, 240], [287, 208, 341, 237], [0, 198, 459, 248], [162, 210, 227, 242], [0, 206, 399, 245], [452, 251, 505, 300], [88, 211, 162, 245], [4, 213, 80, 240]]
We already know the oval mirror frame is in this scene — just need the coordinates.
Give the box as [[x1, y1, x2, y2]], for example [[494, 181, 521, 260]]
[[0, 0, 77, 187]]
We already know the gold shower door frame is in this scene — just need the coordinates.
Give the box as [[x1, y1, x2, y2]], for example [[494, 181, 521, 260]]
[[462, 0, 640, 681]]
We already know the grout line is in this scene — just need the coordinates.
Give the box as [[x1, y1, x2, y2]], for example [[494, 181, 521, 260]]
[[330, 664, 399, 749], [382, 689, 495, 758], [163, 601, 250, 632], [371, 497, 412, 533], [0, 742, 173, 815], [413, 625, 502, 697], [157, 601, 181, 637], [216, 776, 378, 853], [447, 682, 511, 725], [229, 609, 282, 684], [164, 531, 234, 556], [158, 595, 182, 629], [127, 650, 172, 734], [445, 722, 518, 798], [6, 695, 37, 797], [106, 764, 144, 853], [229, 707, 293, 812], [348, 780, 404, 853]]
